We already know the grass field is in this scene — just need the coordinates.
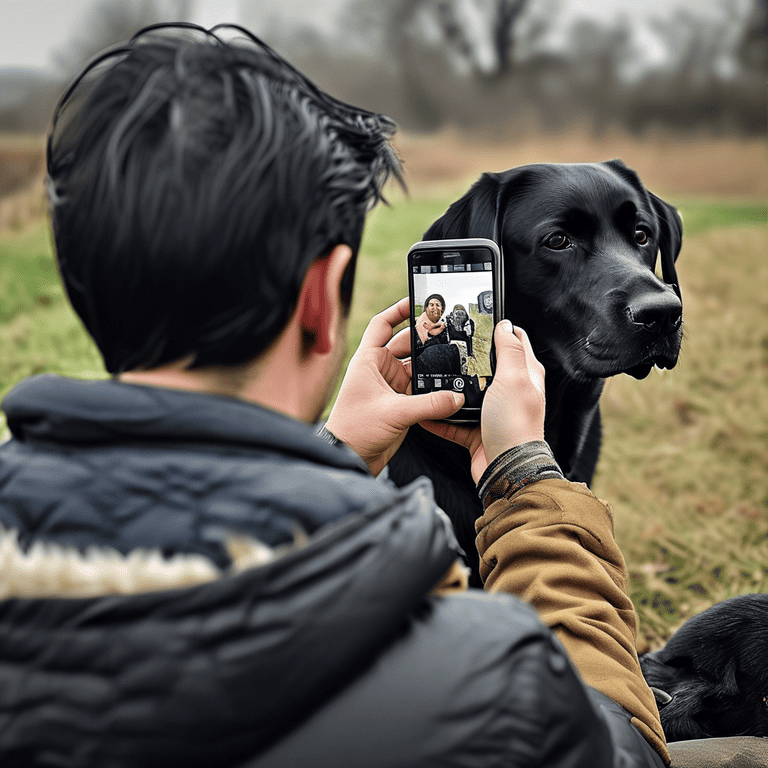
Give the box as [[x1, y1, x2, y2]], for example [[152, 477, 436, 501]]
[[0, 135, 765, 650], [354, 191, 768, 651]]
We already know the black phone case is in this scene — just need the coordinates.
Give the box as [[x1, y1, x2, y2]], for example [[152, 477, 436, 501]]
[[407, 237, 503, 423]]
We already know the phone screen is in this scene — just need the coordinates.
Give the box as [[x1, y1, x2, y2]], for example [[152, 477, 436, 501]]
[[408, 243, 499, 413]]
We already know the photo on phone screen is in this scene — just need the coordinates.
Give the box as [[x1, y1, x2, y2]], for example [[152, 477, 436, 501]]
[[408, 241, 500, 415]]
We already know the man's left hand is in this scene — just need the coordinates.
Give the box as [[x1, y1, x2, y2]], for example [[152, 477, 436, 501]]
[[325, 298, 464, 476]]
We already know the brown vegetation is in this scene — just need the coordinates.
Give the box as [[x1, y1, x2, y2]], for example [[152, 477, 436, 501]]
[[597, 225, 768, 650], [395, 128, 768, 197], [0, 135, 47, 232], [1, 128, 765, 235], [0, 136, 45, 195], [0, 124, 765, 647]]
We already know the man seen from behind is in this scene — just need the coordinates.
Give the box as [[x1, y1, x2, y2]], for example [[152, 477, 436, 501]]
[[0, 23, 667, 767]]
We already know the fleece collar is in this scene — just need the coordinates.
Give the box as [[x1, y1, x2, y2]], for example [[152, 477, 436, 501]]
[[2, 374, 369, 473]]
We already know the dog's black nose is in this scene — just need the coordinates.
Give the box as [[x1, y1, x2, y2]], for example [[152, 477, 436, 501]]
[[627, 292, 683, 335]]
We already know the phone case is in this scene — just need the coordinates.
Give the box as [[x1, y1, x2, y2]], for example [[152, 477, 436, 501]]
[[407, 238, 503, 423]]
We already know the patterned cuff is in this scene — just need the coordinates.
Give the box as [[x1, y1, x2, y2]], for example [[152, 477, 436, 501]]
[[477, 440, 564, 508], [316, 424, 341, 446]]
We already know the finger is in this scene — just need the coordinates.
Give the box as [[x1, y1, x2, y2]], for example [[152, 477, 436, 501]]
[[359, 298, 410, 349], [493, 320, 528, 374], [396, 390, 464, 427], [421, 419, 480, 451], [385, 326, 411, 359], [512, 325, 536, 368], [382, 354, 412, 394], [513, 325, 546, 392]]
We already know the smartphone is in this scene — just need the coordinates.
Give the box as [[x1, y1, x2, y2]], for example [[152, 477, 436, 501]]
[[407, 237, 503, 423]]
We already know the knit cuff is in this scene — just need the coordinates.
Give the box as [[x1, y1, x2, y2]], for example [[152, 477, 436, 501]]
[[316, 424, 341, 446], [477, 440, 564, 508]]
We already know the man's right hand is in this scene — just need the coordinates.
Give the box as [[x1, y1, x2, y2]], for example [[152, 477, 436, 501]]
[[423, 320, 546, 484]]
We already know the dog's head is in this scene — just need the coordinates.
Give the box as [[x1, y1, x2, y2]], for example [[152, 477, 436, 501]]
[[640, 594, 768, 741], [423, 160, 683, 381]]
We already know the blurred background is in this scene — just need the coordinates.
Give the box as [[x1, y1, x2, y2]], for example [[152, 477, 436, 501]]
[[0, 1, 765, 645], [0, 0, 766, 199], [1, 0, 766, 134]]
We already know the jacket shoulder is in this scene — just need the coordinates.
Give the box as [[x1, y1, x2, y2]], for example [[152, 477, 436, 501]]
[[255, 590, 615, 768]]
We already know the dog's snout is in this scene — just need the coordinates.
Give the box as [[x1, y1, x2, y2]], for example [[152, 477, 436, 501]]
[[627, 291, 683, 335]]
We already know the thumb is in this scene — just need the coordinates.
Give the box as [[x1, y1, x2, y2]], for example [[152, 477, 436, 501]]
[[399, 390, 464, 427], [481, 320, 546, 462], [493, 320, 528, 376]]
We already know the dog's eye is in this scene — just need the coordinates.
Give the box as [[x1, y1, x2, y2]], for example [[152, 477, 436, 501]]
[[635, 228, 650, 245], [545, 233, 570, 250]]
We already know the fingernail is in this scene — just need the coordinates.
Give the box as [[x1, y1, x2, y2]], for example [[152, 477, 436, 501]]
[[499, 320, 514, 333], [452, 392, 464, 407]]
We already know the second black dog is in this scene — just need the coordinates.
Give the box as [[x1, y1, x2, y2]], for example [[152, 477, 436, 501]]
[[388, 160, 684, 583], [640, 593, 768, 741]]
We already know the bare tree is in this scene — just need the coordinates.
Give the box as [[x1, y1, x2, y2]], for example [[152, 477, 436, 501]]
[[52, 0, 190, 81], [386, 0, 529, 129], [738, 0, 768, 71]]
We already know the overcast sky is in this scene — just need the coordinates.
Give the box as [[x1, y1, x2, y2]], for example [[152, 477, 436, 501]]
[[413, 270, 493, 314], [0, 0, 745, 72], [1, 0, 348, 70]]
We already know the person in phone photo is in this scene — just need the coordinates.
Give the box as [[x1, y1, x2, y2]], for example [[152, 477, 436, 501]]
[[447, 303, 475, 357], [415, 293, 448, 348]]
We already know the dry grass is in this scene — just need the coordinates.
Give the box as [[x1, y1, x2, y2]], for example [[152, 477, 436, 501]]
[[352, 188, 767, 650], [2, 129, 765, 234], [395, 128, 768, 198], [0, 130, 765, 648], [595, 225, 768, 651], [0, 135, 46, 226]]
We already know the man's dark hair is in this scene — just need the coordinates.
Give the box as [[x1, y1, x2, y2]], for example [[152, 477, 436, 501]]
[[47, 23, 403, 373], [424, 294, 445, 313]]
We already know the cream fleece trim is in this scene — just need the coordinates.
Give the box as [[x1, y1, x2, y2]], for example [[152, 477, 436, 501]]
[[430, 559, 470, 596], [0, 525, 282, 600]]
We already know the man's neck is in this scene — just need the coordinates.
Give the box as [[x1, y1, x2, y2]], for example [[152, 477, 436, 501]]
[[118, 319, 335, 426], [119, 363, 255, 402]]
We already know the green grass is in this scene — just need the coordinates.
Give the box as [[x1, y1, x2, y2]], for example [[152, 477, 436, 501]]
[[595, 221, 768, 648], [675, 199, 767, 235], [0, 226, 62, 321], [1, 196, 765, 648], [345, 195, 766, 399], [0, 226, 105, 403]]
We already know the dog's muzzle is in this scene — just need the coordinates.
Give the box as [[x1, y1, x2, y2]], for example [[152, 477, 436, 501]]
[[627, 290, 683, 337], [624, 288, 683, 379]]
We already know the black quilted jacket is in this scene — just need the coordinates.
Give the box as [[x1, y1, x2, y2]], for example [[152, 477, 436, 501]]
[[0, 376, 663, 767]]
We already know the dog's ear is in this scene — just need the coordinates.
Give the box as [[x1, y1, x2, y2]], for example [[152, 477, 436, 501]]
[[649, 192, 683, 295], [423, 173, 501, 241], [603, 160, 683, 294]]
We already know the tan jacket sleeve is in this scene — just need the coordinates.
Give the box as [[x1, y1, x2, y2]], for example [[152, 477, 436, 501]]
[[476, 454, 669, 765]]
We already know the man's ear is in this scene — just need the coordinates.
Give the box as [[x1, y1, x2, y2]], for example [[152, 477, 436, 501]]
[[296, 244, 353, 355]]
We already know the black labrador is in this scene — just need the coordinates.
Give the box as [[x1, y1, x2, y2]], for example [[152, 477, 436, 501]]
[[387, 160, 684, 584], [640, 593, 768, 741]]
